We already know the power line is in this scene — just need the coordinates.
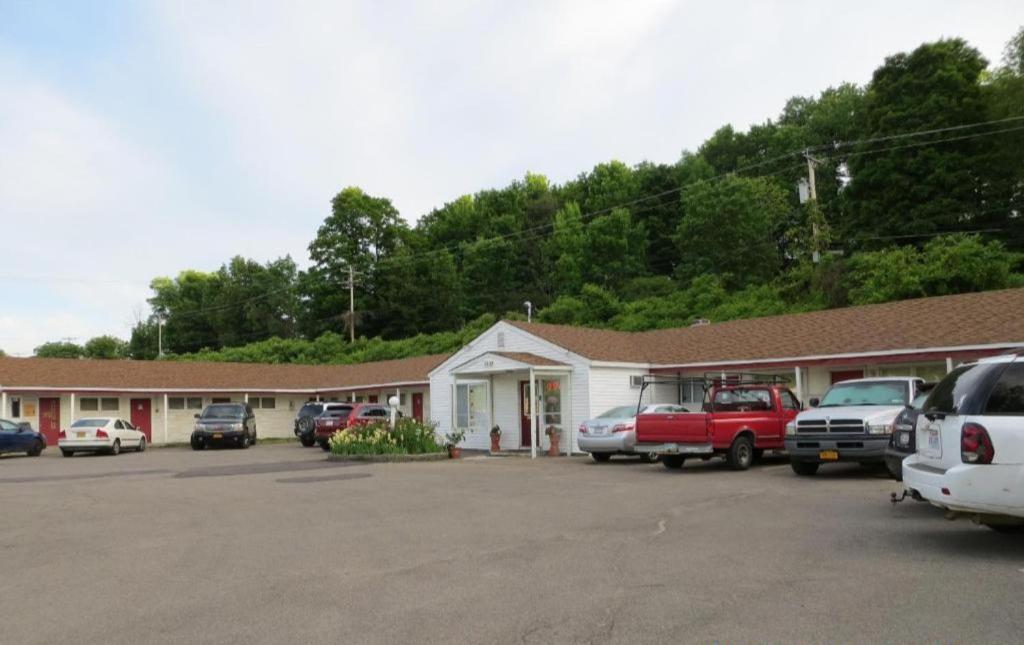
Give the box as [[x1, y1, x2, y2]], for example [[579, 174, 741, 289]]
[[807, 114, 1024, 153]]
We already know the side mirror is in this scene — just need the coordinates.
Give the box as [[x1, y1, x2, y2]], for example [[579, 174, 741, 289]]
[[808, 398, 820, 408]]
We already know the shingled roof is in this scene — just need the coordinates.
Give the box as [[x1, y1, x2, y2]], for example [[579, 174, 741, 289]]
[[507, 288, 1024, 365], [0, 353, 449, 392]]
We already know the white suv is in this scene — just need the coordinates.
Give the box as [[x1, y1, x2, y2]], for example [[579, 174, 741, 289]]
[[902, 354, 1024, 532]]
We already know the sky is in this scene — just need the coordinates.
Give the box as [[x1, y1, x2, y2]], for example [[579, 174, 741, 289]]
[[1, 1, 1022, 356]]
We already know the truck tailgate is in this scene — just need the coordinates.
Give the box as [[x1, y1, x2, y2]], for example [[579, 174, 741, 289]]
[[635, 412, 710, 444]]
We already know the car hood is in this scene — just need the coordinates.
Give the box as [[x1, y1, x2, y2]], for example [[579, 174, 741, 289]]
[[797, 405, 904, 424]]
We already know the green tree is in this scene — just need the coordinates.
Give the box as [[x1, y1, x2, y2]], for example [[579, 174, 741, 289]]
[[34, 341, 84, 359], [675, 176, 791, 286], [374, 245, 462, 339], [83, 335, 128, 359], [845, 39, 991, 242]]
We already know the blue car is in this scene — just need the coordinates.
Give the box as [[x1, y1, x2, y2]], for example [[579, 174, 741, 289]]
[[0, 418, 46, 457]]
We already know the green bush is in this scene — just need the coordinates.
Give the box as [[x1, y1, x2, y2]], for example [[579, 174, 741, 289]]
[[328, 418, 443, 455]]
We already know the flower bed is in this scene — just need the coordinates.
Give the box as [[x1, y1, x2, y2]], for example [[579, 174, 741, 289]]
[[328, 418, 444, 456]]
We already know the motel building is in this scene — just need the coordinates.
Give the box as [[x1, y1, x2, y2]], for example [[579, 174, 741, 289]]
[[0, 355, 444, 446], [429, 289, 1024, 456], [2, 289, 1023, 454]]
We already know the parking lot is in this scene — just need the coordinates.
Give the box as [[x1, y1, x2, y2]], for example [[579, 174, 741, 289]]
[[2, 445, 1023, 644]]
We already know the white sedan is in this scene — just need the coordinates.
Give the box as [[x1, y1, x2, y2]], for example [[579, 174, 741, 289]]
[[58, 417, 147, 457]]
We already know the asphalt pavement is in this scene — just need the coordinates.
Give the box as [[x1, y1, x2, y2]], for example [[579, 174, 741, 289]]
[[2, 445, 1023, 644]]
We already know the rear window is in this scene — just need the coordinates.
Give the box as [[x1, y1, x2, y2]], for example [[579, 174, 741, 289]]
[[322, 408, 353, 418], [71, 419, 108, 428], [298, 403, 324, 418], [599, 406, 637, 418], [924, 363, 1002, 415], [713, 389, 772, 412], [984, 362, 1024, 415]]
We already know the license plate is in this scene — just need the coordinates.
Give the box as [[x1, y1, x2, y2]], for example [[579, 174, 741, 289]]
[[928, 428, 940, 452], [819, 450, 839, 461], [212, 433, 223, 439], [591, 426, 606, 436], [76, 431, 86, 438]]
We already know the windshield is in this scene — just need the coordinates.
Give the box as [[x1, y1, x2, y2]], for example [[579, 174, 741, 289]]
[[819, 381, 909, 407], [598, 405, 637, 419], [201, 405, 245, 420], [298, 403, 324, 418], [71, 419, 108, 428]]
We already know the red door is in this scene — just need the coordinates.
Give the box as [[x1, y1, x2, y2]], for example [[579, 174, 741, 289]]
[[39, 397, 61, 445], [830, 370, 864, 385], [519, 381, 532, 447], [130, 398, 152, 441], [411, 393, 424, 422]]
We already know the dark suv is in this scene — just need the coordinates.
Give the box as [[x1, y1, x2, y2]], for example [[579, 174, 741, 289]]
[[884, 383, 935, 481], [191, 403, 257, 450], [294, 402, 325, 447]]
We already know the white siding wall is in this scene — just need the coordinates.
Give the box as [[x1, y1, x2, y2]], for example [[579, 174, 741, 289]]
[[587, 366, 651, 419]]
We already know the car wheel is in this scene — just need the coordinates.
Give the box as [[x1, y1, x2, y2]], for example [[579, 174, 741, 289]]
[[319, 440, 331, 452], [299, 435, 316, 447], [239, 433, 251, 449], [790, 460, 819, 476], [138, 437, 147, 452], [27, 439, 44, 457], [190, 436, 205, 451], [885, 459, 902, 481], [591, 453, 612, 463], [984, 523, 1024, 534], [662, 455, 685, 470], [61, 449, 73, 458], [726, 436, 754, 471], [110, 439, 121, 456]]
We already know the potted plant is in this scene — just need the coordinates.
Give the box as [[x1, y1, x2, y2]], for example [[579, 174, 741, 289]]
[[445, 428, 466, 459], [489, 425, 501, 453], [545, 425, 561, 456]]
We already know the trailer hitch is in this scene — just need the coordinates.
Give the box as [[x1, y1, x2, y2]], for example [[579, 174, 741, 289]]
[[890, 490, 908, 506]]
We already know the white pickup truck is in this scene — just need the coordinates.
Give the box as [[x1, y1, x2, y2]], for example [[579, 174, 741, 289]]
[[902, 354, 1024, 532], [784, 377, 925, 476]]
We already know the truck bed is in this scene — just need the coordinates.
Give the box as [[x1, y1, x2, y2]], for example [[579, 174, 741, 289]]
[[635, 411, 710, 444]]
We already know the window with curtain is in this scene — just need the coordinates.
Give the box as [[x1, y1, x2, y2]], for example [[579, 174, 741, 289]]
[[455, 383, 489, 431]]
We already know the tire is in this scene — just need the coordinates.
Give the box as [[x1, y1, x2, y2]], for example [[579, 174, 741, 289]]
[[319, 440, 331, 452], [250, 431, 256, 446], [591, 453, 612, 463], [299, 435, 316, 447], [726, 435, 754, 471], [137, 437, 147, 452], [190, 435, 205, 451], [61, 449, 73, 458], [110, 439, 121, 456], [662, 455, 686, 470], [885, 458, 902, 481], [27, 440, 44, 457], [790, 460, 819, 476], [984, 523, 1024, 534], [239, 433, 251, 449]]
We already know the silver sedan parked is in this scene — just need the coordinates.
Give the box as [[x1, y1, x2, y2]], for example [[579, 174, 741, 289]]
[[579, 404, 693, 463]]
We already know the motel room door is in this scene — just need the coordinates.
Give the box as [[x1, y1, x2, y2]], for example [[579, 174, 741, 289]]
[[38, 397, 61, 445], [130, 398, 153, 441], [519, 381, 532, 448], [411, 393, 424, 422]]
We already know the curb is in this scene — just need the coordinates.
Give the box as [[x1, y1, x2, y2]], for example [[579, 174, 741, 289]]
[[326, 452, 450, 463]]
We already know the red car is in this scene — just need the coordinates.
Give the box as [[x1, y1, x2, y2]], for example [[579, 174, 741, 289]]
[[634, 381, 802, 470], [314, 403, 393, 451]]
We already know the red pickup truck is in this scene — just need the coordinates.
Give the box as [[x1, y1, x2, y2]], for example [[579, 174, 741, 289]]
[[634, 384, 801, 470]]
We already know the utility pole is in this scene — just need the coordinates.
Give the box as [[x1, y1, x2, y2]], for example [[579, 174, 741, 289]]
[[157, 319, 165, 357], [343, 265, 360, 342], [803, 150, 823, 263]]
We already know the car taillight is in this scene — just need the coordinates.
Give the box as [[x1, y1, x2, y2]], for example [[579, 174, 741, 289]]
[[58, 430, 66, 439], [961, 422, 994, 464], [612, 423, 634, 433], [579, 424, 588, 434], [96, 429, 108, 438]]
